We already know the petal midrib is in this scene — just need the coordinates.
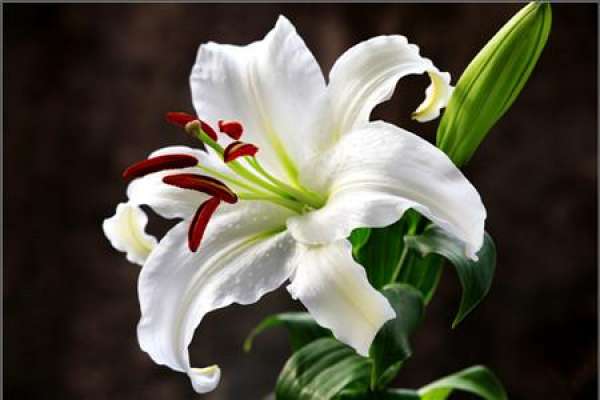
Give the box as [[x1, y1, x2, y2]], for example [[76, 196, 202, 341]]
[[245, 56, 300, 183]]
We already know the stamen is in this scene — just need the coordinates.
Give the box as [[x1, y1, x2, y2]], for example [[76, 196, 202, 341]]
[[122, 154, 198, 182], [166, 112, 196, 127], [224, 141, 259, 163], [166, 112, 218, 141], [188, 197, 221, 252], [218, 120, 244, 140], [163, 173, 238, 204]]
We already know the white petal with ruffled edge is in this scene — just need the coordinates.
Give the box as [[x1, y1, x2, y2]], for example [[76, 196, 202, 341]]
[[102, 202, 157, 265], [287, 240, 395, 356], [190, 15, 327, 181], [326, 35, 453, 141], [288, 121, 486, 259], [137, 201, 295, 393]]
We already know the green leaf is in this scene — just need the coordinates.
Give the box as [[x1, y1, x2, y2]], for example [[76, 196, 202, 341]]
[[436, 2, 552, 166], [369, 284, 425, 389], [418, 365, 508, 400], [350, 228, 372, 258], [337, 389, 421, 400], [244, 312, 330, 353], [397, 252, 444, 304], [276, 338, 372, 400], [353, 210, 421, 290], [404, 226, 496, 327], [382, 389, 422, 400]]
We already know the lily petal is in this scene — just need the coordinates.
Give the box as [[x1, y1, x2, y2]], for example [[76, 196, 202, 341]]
[[190, 15, 327, 181], [289, 121, 486, 259], [137, 201, 295, 393], [327, 35, 452, 140], [287, 240, 395, 356], [102, 202, 157, 265]]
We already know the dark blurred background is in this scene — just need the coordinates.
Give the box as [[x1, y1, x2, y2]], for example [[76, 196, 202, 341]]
[[4, 3, 597, 400]]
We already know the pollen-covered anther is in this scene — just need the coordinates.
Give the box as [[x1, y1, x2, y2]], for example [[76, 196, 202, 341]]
[[122, 154, 198, 182], [223, 141, 259, 163], [218, 120, 244, 140], [188, 197, 221, 252], [166, 112, 218, 141], [162, 173, 238, 204]]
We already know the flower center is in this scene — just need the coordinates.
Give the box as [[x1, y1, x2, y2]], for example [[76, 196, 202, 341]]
[[123, 113, 326, 252], [147, 113, 329, 251], [168, 113, 325, 212]]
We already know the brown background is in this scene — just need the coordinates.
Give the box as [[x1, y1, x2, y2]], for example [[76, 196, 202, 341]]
[[4, 3, 597, 400]]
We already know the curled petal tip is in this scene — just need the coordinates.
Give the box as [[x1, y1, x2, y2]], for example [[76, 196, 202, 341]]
[[102, 202, 157, 265], [188, 365, 221, 393], [412, 71, 453, 123]]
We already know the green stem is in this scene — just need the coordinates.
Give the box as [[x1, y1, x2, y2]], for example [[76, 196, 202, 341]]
[[238, 192, 303, 213], [389, 245, 410, 284], [248, 157, 326, 209], [197, 165, 263, 194], [190, 123, 326, 211], [191, 124, 300, 202], [369, 359, 378, 391], [389, 215, 421, 283]]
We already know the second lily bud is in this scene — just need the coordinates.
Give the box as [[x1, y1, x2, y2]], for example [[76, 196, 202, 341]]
[[436, 2, 552, 167]]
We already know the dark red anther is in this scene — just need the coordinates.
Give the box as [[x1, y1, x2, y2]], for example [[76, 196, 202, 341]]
[[199, 121, 218, 141], [223, 141, 259, 163], [162, 173, 238, 204], [122, 154, 198, 182], [166, 112, 196, 127], [166, 112, 218, 141], [218, 120, 244, 140], [188, 197, 221, 252]]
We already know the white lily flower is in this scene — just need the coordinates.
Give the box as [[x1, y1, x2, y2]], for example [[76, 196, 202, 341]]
[[103, 15, 486, 394]]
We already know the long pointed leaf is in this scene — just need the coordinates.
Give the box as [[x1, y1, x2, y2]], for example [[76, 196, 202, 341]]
[[245, 312, 330, 352], [276, 338, 372, 400], [405, 227, 496, 327], [418, 365, 507, 400], [369, 284, 425, 389]]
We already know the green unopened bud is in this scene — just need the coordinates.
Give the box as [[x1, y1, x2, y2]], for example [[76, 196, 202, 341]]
[[436, 2, 552, 166]]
